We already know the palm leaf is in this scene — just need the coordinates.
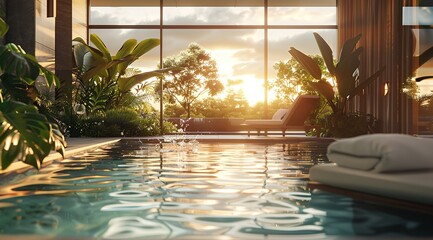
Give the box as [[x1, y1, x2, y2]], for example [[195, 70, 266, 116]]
[[289, 47, 322, 80]]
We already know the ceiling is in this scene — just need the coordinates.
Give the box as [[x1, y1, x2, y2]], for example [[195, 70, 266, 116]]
[[91, 0, 336, 7]]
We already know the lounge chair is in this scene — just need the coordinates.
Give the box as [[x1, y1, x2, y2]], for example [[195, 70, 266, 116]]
[[310, 134, 433, 205], [243, 95, 320, 136]]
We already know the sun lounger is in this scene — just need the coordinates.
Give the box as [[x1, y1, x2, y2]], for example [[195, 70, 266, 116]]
[[310, 134, 433, 205], [243, 95, 320, 136]]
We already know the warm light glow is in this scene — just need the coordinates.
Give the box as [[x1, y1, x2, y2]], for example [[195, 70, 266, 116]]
[[384, 82, 389, 96]]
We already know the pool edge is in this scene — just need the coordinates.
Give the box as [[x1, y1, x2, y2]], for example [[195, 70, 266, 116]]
[[0, 138, 121, 175]]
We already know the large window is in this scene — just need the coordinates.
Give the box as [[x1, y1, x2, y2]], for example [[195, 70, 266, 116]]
[[89, 0, 337, 117], [403, 5, 433, 135]]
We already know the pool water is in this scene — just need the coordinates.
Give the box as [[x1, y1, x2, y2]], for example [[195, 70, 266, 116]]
[[0, 139, 431, 239]]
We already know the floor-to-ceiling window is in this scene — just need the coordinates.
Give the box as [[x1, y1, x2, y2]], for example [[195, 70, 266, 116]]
[[403, 2, 433, 135], [89, 0, 337, 120]]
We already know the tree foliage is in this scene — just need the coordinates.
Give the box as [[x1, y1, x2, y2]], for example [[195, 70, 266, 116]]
[[160, 43, 224, 118], [271, 55, 329, 103]]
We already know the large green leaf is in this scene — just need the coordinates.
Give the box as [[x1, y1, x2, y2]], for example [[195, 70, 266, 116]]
[[0, 45, 38, 80], [115, 39, 139, 76], [115, 39, 137, 59], [309, 81, 337, 112], [132, 38, 160, 58], [339, 34, 361, 61], [0, 73, 31, 102], [80, 52, 109, 83], [50, 122, 67, 157], [314, 32, 336, 75], [73, 43, 89, 71], [73, 37, 106, 62], [0, 16, 9, 37], [335, 48, 362, 98], [289, 47, 322, 80], [90, 34, 112, 61], [24, 53, 60, 87], [118, 70, 163, 93], [0, 101, 52, 170]]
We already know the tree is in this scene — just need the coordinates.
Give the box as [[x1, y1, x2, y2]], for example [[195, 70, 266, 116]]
[[160, 43, 224, 118], [271, 55, 329, 104]]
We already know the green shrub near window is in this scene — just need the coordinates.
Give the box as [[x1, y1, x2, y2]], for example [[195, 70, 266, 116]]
[[76, 108, 176, 137]]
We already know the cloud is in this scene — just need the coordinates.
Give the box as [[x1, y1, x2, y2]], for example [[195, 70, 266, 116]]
[[89, 7, 337, 80]]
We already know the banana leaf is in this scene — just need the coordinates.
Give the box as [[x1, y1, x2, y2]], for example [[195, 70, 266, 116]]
[[335, 47, 362, 98], [314, 32, 336, 75], [132, 38, 160, 58], [118, 70, 164, 93], [309, 81, 337, 112], [289, 47, 322, 80], [90, 34, 112, 61], [339, 34, 362, 61]]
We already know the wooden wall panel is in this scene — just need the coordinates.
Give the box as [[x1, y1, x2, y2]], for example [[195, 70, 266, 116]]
[[338, 0, 414, 134], [35, 0, 56, 69], [73, 0, 87, 39]]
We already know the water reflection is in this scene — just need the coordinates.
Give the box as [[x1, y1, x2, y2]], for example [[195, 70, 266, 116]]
[[0, 139, 431, 239]]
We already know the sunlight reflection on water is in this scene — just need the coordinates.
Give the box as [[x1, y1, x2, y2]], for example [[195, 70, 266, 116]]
[[0, 139, 431, 239]]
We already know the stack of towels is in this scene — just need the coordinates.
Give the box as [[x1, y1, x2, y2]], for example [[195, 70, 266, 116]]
[[326, 134, 433, 172]]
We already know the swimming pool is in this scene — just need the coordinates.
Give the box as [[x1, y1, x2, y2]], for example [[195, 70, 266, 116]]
[[0, 138, 431, 239]]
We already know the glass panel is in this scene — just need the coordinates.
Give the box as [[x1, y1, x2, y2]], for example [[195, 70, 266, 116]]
[[268, 7, 337, 25], [403, 7, 433, 26], [163, 7, 264, 25], [268, 29, 337, 100], [410, 29, 433, 135], [163, 29, 264, 105], [90, 7, 160, 25], [269, 0, 336, 7], [89, 29, 160, 71]]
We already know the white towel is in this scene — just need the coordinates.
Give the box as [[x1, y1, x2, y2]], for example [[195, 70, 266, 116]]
[[327, 134, 433, 172]]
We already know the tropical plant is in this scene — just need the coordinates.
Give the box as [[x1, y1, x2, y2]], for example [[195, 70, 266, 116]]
[[272, 55, 328, 103], [158, 43, 224, 118], [77, 108, 176, 137], [0, 17, 66, 170], [72, 34, 169, 114], [289, 32, 384, 137]]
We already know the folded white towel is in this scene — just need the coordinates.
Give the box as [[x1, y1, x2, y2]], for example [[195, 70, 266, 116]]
[[327, 134, 433, 172]]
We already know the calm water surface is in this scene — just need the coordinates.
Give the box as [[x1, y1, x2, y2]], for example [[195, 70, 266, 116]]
[[0, 139, 431, 239]]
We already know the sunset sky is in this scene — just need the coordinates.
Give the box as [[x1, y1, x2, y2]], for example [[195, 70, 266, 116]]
[[89, 6, 338, 104]]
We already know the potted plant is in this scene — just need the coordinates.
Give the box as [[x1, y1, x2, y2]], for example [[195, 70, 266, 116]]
[[289, 32, 384, 137]]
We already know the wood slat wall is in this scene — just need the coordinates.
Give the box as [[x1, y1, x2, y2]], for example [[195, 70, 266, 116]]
[[338, 0, 415, 134]]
